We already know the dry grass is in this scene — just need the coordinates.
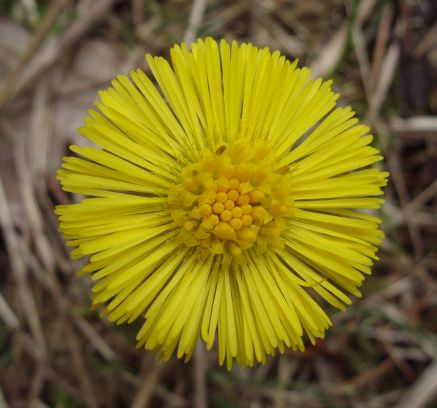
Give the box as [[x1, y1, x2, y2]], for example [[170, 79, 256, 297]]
[[0, 0, 436, 407]]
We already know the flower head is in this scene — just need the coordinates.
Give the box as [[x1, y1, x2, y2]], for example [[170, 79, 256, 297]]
[[56, 38, 388, 369]]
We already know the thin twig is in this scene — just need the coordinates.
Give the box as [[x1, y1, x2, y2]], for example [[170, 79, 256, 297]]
[[66, 324, 99, 408], [73, 316, 117, 361], [333, 359, 396, 394], [390, 116, 437, 132], [132, 0, 145, 27], [367, 43, 400, 121], [0, 386, 8, 408], [369, 4, 394, 92], [0, 0, 69, 111], [1, 0, 120, 110], [0, 176, 47, 359], [395, 362, 437, 408], [194, 342, 208, 408], [184, 0, 208, 45], [310, 23, 348, 78], [131, 358, 165, 408], [413, 23, 437, 57], [0, 293, 19, 329], [387, 152, 425, 260]]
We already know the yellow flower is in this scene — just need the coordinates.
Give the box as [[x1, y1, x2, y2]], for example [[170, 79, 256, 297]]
[[56, 38, 388, 369]]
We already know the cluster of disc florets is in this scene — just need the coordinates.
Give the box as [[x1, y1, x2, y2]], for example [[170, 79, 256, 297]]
[[167, 140, 292, 260]]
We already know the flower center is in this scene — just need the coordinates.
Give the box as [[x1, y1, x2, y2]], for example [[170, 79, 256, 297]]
[[167, 140, 292, 260]]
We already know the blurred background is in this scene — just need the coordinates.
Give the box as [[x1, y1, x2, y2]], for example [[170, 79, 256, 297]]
[[0, 0, 436, 407]]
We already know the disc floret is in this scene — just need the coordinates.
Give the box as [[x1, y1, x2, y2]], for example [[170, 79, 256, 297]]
[[168, 140, 292, 260]]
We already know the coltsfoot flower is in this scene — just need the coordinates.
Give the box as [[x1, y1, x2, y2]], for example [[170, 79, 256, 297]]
[[56, 38, 388, 369]]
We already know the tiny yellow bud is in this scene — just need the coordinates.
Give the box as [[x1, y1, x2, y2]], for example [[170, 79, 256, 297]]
[[199, 204, 212, 217], [224, 199, 235, 210], [262, 224, 280, 237], [228, 190, 239, 202], [216, 192, 228, 203], [184, 221, 195, 231], [237, 227, 256, 243], [229, 178, 239, 190], [234, 163, 254, 181], [204, 179, 218, 193], [201, 217, 215, 229], [269, 205, 288, 216], [208, 214, 220, 226], [217, 175, 230, 192], [183, 177, 198, 192], [222, 164, 235, 179], [229, 242, 242, 257], [194, 228, 210, 240], [212, 202, 224, 214], [231, 207, 243, 218], [190, 208, 201, 219], [249, 189, 265, 204], [241, 204, 252, 214], [252, 168, 268, 185], [210, 241, 224, 254], [238, 182, 253, 194], [220, 209, 232, 222], [230, 218, 243, 230], [252, 206, 267, 223], [242, 214, 253, 226], [213, 222, 237, 240], [237, 194, 250, 206]]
